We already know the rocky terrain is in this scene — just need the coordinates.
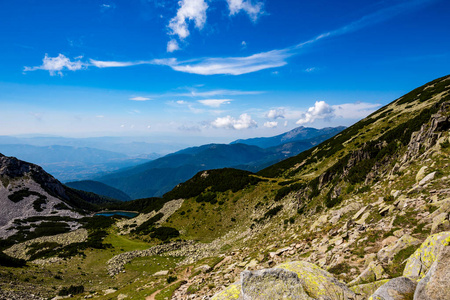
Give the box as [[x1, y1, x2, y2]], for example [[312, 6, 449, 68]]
[[0, 75, 449, 299]]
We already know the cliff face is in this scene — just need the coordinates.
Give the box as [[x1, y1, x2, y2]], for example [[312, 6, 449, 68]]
[[0, 154, 84, 239]]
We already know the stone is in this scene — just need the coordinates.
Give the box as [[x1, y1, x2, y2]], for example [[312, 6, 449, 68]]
[[103, 289, 117, 295], [349, 261, 386, 286], [368, 277, 416, 300], [353, 206, 370, 220], [418, 172, 436, 186], [350, 280, 389, 299], [416, 166, 428, 182], [403, 231, 450, 280], [245, 259, 258, 269], [195, 264, 212, 273], [381, 236, 399, 248], [414, 246, 450, 300], [393, 229, 405, 238], [355, 212, 371, 225], [431, 213, 450, 234], [310, 215, 328, 231], [240, 268, 312, 300], [275, 261, 357, 299], [211, 282, 241, 300], [377, 234, 421, 264], [153, 270, 169, 276]]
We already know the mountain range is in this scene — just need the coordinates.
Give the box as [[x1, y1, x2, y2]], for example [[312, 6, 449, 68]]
[[90, 126, 345, 199]]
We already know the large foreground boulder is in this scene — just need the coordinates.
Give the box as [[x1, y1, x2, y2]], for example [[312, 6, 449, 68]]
[[414, 246, 450, 300], [240, 268, 312, 300], [403, 231, 450, 280], [368, 277, 416, 300], [212, 261, 358, 300]]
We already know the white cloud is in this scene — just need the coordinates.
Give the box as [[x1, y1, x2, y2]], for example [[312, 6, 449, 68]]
[[129, 96, 151, 101], [226, 0, 264, 21], [179, 89, 262, 97], [96, 115, 105, 118], [90, 59, 138, 68], [332, 102, 380, 119], [305, 67, 317, 72], [176, 100, 188, 105], [211, 113, 257, 130], [24, 54, 86, 76], [167, 39, 180, 52], [154, 49, 290, 75], [296, 101, 335, 125], [266, 108, 285, 119], [263, 121, 278, 128], [284, 121, 288, 127], [197, 99, 232, 108], [168, 0, 208, 40]]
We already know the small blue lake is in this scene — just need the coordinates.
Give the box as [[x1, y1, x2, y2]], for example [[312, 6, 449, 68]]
[[94, 211, 138, 218]]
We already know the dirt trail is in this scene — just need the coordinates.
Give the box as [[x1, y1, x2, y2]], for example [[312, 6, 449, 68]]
[[145, 267, 192, 300]]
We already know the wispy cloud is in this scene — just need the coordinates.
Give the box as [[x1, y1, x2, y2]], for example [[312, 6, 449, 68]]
[[226, 0, 264, 21], [197, 99, 232, 107], [153, 49, 291, 75], [211, 113, 257, 130], [90, 59, 143, 68], [129, 96, 152, 101], [177, 89, 262, 97]]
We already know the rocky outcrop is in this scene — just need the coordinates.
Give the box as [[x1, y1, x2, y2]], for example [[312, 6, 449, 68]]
[[405, 101, 450, 161]]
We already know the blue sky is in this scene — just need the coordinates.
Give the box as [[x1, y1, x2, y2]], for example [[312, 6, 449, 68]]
[[0, 0, 449, 144]]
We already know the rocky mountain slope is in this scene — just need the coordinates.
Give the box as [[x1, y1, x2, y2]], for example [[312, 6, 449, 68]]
[[0, 75, 449, 300], [0, 154, 117, 239]]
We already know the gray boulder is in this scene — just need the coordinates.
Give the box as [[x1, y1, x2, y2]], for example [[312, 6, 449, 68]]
[[240, 268, 312, 300], [414, 246, 450, 300], [368, 277, 416, 300]]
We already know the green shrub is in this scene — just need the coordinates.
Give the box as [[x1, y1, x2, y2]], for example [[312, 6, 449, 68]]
[[0, 252, 26, 267], [167, 276, 178, 283], [58, 285, 84, 296], [150, 227, 180, 241]]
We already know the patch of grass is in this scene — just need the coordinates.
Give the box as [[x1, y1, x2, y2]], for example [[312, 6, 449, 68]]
[[385, 245, 419, 278], [155, 280, 186, 300]]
